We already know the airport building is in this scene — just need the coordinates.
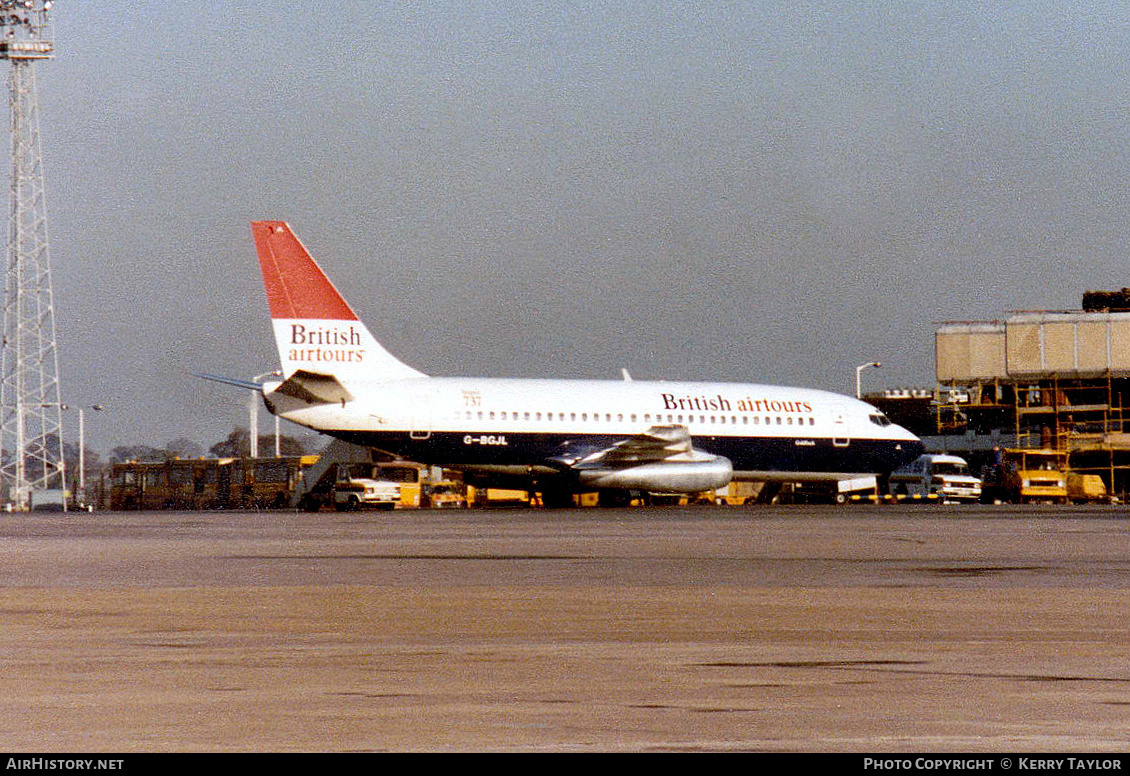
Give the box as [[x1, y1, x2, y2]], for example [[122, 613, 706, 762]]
[[877, 290, 1130, 500]]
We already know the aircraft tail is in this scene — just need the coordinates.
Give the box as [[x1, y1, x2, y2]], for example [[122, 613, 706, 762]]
[[252, 221, 426, 382]]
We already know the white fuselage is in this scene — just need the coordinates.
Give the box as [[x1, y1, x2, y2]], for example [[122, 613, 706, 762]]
[[265, 375, 922, 481]]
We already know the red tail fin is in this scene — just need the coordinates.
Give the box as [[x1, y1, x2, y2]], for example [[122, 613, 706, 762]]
[[252, 221, 426, 382], [253, 221, 358, 320]]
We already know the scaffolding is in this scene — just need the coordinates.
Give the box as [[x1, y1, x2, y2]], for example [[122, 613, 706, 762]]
[[935, 314, 1130, 498]]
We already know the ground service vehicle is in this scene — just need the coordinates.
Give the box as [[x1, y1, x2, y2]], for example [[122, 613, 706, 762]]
[[330, 463, 401, 511], [889, 454, 982, 503], [701, 481, 764, 505], [30, 489, 67, 511], [375, 463, 425, 508], [296, 461, 401, 511], [835, 476, 880, 503], [466, 486, 531, 508], [1067, 473, 1109, 504], [982, 448, 1068, 504], [423, 480, 466, 508], [110, 459, 230, 510], [108, 456, 318, 510], [771, 476, 878, 504], [238, 456, 320, 508]]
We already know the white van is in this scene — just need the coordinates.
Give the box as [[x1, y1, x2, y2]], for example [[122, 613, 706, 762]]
[[889, 454, 982, 503]]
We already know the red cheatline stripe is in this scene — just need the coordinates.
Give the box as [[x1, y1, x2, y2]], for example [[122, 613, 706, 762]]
[[252, 221, 359, 321]]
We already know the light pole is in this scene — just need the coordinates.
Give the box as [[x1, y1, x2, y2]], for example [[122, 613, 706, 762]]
[[249, 371, 281, 458], [856, 362, 881, 399], [61, 403, 102, 509]]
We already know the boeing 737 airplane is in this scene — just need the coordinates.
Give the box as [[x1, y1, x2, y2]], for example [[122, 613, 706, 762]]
[[208, 221, 923, 505]]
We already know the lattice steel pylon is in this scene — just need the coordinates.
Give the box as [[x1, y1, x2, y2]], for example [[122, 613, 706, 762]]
[[0, 2, 60, 511]]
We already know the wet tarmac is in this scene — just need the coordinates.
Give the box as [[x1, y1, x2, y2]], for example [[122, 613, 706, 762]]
[[3, 504, 1130, 751]]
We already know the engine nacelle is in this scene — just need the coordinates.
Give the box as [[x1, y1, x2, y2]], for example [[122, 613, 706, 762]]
[[576, 456, 733, 493]]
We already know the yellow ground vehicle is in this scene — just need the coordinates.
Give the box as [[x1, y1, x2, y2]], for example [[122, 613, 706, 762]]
[[1067, 473, 1109, 504], [466, 487, 531, 507], [236, 455, 321, 509], [109, 459, 234, 510], [694, 482, 762, 505], [108, 456, 318, 510], [423, 480, 467, 508], [983, 449, 1068, 504], [375, 463, 426, 508]]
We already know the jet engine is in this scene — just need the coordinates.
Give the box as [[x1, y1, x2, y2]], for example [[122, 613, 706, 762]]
[[575, 455, 733, 493]]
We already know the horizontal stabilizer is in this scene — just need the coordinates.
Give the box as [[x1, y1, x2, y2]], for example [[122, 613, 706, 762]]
[[271, 369, 354, 405], [195, 373, 267, 392]]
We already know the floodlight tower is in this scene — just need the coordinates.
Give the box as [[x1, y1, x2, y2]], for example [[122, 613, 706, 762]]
[[0, 1, 61, 510]]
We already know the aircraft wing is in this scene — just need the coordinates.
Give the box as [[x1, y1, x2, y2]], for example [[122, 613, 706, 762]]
[[555, 425, 701, 470], [561, 425, 732, 493]]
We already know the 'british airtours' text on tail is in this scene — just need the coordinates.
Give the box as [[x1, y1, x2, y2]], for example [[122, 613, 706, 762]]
[[252, 220, 426, 384]]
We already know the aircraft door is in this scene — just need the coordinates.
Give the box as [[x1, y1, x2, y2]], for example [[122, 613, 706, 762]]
[[831, 403, 850, 448], [409, 391, 431, 440]]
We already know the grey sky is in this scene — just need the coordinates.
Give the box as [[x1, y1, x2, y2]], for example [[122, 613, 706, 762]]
[[28, 1, 1130, 456]]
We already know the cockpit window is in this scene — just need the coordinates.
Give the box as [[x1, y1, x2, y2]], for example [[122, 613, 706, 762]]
[[869, 413, 892, 427]]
